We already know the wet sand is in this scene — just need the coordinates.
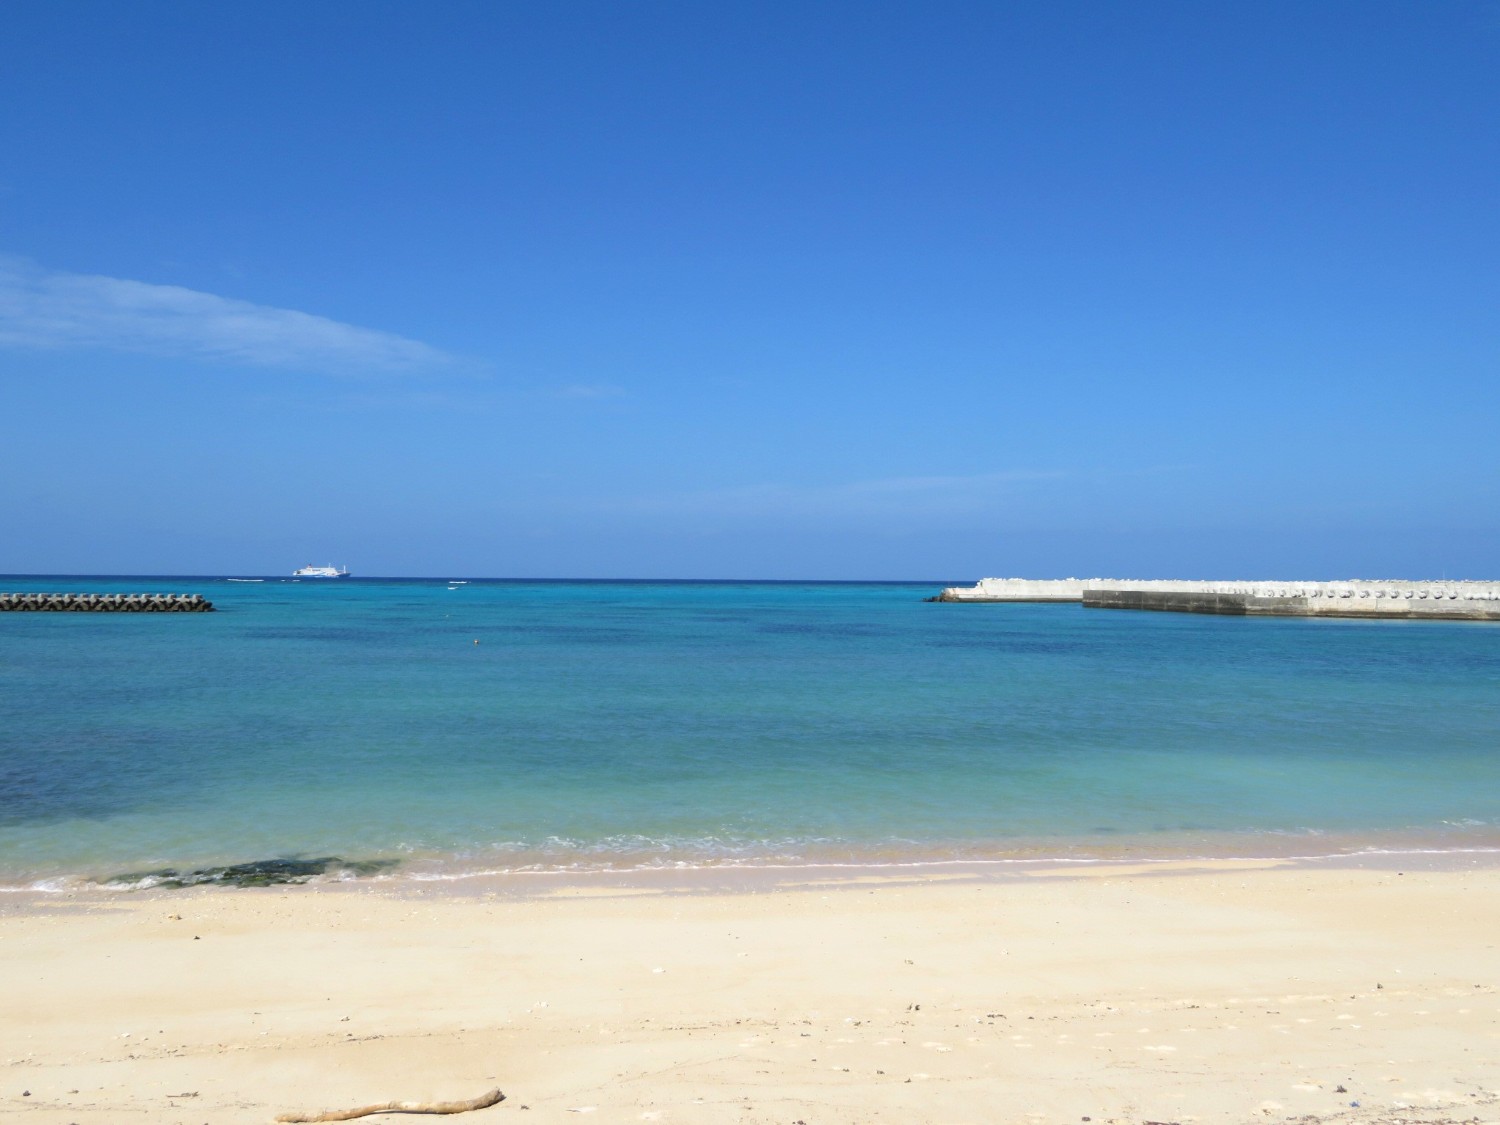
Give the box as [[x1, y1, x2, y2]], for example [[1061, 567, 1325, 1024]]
[[3, 856, 1498, 1124]]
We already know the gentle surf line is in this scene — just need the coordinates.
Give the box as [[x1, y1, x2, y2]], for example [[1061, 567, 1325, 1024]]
[[12, 841, 1500, 894]]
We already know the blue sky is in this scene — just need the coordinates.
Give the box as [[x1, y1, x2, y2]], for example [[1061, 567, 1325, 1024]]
[[2, 1, 1495, 579]]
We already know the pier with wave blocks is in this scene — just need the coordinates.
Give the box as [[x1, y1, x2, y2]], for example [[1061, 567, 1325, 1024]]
[[934, 578, 1500, 619]]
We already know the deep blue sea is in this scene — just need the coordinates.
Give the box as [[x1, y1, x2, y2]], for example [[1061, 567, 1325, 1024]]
[[2, 576, 1499, 888]]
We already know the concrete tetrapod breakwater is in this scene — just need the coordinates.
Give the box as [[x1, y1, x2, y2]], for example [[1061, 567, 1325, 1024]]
[[933, 578, 1500, 620], [0, 592, 215, 612]]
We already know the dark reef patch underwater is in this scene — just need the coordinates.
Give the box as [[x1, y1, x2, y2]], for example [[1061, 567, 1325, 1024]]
[[99, 856, 400, 889]]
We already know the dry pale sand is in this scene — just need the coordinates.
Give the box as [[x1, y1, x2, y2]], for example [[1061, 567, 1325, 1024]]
[[2, 857, 1498, 1125]]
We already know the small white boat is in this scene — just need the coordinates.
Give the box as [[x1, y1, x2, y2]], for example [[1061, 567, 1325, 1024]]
[[292, 565, 350, 578], [227, 578, 264, 583]]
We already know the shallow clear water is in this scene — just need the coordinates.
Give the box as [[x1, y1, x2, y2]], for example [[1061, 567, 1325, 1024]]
[[2, 576, 1498, 885]]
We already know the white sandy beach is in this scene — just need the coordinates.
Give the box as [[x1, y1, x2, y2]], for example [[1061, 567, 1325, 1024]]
[[3, 858, 1498, 1124]]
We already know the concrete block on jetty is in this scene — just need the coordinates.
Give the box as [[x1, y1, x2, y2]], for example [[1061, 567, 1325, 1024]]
[[932, 577, 1090, 602], [0, 592, 214, 612], [933, 578, 1500, 620]]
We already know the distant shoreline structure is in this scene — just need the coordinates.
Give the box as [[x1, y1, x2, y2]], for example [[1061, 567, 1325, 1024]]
[[932, 577, 1500, 620]]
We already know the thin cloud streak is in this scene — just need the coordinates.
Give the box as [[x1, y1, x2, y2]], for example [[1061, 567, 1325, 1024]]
[[554, 383, 627, 400], [0, 257, 457, 375]]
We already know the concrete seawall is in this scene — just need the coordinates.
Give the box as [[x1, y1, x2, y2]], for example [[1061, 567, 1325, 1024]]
[[0, 592, 215, 612], [932, 577, 1090, 602], [934, 579, 1500, 620]]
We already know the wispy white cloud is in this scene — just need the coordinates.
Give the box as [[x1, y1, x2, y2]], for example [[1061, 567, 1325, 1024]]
[[554, 383, 627, 400], [0, 256, 457, 375], [624, 470, 1067, 519]]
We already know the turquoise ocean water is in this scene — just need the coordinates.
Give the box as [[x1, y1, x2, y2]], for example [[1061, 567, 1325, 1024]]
[[2, 576, 1498, 888]]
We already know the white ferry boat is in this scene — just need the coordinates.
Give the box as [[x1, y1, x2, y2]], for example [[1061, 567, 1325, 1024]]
[[292, 564, 350, 578]]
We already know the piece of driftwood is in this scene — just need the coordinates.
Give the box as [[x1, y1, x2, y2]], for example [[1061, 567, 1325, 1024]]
[[275, 1087, 504, 1122]]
